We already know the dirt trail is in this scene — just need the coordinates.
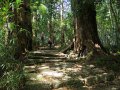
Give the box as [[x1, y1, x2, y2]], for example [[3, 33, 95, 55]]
[[24, 48, 120, 90]]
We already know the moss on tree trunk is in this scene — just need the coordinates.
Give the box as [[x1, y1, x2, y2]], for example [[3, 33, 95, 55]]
[[14, 0, 33, 60]]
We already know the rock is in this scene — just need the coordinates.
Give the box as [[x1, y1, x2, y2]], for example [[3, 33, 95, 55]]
[[81, 69, 90, 78], [96, 73, 108, 83], [113, 78, 120, 86], [117, 75, 120, 80], [87, 64, 95, 69], [60, 79, 84, 88], [85, 76, 97, 86], [52, 79, 62, 88], [92, 68, 105, 74], [108, 87, 120, 90], [107, 73, 115, 81]]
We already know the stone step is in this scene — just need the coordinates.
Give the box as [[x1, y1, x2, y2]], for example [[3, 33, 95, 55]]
[[28, 54, 60, 57], [30, 50, 59, 54], [27, 59, 66, 64], [25, 49, 119, 90], [28, 51, 66, 58], [24, 73, 87, 90], [25, 59, 84, 65], [39, 47, 58, 50], [28, 56, 66, 59], [25, 71, 116, 90]]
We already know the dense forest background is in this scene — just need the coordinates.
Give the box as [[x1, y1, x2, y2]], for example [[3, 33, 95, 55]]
[[0, 0, 120, 90]]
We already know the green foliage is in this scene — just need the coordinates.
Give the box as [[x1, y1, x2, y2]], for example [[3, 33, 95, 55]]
[[14, 0, 22, 9], [31, 0, 73, 46], [0, 62, 25, 90], [95, 56, 120, 72], [16, 0, 21, 5], [39, 4, 48, 15], [96, 0, 120, 52], [0, 44, 25, 90], [0, 31, 25, 89], [0, 29, 25, 89], [0, 1, 25, 89]]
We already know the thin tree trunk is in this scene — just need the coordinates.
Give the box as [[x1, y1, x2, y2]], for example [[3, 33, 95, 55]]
[[110, 0, 119, 45], [60, 0, 65, 44], [47, 0, 54, 44]]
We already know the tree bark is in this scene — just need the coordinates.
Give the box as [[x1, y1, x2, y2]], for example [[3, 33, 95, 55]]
[[13, 0, 33, 60], [47, 0, 54, 44], [72, 0, 107, 56], [60, 0, 65, 44], [19, 0, 32, 51], [71, 0, 81, 53]]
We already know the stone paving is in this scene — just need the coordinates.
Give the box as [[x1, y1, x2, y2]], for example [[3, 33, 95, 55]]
[[24, 49, 120, 90]]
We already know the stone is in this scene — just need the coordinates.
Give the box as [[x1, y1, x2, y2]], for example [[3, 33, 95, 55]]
[[88, 64, 95, 69], [85, 76, 97, 86], [107, 73, 115, 81], [96, 73, 108, 83], [93, 68, 105, 74]]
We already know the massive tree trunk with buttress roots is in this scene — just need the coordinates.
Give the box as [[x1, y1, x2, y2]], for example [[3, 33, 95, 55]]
[[72, 0, 107, 56]]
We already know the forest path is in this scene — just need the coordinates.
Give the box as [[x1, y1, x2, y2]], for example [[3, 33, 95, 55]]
[[24, 47, 120, 90]]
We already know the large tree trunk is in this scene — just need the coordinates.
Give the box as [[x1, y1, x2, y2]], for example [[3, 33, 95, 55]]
[[73, 0, 107, 56], [18, 0, 32, 51], [14, 0, 33, 60]]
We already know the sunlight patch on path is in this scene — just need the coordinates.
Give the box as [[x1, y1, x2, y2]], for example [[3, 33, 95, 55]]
[[40, 70, 64, 78], [24, 49, 120, 90]]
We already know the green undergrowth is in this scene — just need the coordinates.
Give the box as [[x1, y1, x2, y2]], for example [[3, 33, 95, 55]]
[[0, 60, 26, 90], [0, 46, 26, 90], [81, 51, 120, 73], [94, 55, 120, 72]]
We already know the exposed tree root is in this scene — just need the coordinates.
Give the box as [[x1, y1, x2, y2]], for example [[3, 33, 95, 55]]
[[61, 42, 74, 53]]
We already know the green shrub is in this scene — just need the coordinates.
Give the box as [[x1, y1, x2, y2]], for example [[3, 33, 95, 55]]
[[95, 56, 120, 72], [0, 53, 26, 90], [0, 36, 26, 90]]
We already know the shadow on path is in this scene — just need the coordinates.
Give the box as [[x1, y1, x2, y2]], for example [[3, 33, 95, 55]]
[[23, 48, 120, 90]]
